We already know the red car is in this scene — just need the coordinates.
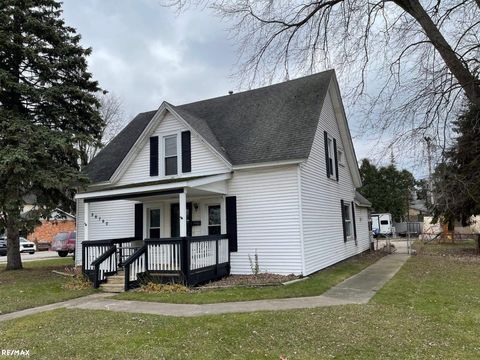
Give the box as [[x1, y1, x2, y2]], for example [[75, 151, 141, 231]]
[[51, 231, 76, 257]]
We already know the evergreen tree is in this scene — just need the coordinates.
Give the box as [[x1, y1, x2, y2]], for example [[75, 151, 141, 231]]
[[359, 159, 416, 222], [0, 0, 103, 270], [432, 104, 480, 226]]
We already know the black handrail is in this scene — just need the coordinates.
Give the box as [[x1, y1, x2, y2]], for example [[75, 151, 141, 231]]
[[81, 237, 139, 246], [92, 245, 117, 288], [123, 244, 148, 291]]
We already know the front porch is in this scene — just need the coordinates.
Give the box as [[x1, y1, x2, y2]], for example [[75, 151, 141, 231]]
[[77, 173, 235, 291], [82, 234, 229, 291]]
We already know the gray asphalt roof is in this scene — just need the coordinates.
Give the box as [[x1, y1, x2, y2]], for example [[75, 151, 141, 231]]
[[85, 70, 335, 183], [355, 191, 372, 207]]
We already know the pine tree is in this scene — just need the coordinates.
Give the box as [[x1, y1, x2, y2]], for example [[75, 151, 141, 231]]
[[0, 0, 103, 270], [432, 104, 480, 226], [359, 159, 416, 222]]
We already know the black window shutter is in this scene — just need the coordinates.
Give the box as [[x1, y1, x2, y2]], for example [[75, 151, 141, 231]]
[[181, 131, 191, 173], [149, 136, 159, 176], [340, 199, 347, 242], [333, 138, 339, 181], [351, 201, 357, 245], [226, 196, 238, 252], [324, 131, 330, 178], [134, 203, 143, 239]]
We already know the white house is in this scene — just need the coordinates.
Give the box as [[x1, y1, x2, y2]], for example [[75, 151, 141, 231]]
[[76, 70, 372, 291]]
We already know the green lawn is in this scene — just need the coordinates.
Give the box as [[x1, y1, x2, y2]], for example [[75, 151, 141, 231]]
[[0, 258, 95, 314], [1, 243, 479, 359], [114, 252, 382, 304]]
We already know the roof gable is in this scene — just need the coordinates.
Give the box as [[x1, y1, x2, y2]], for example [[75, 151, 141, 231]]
[[84, 70, 341, 183], [85, 110, 156, 183], [177, 70, 333, 165]]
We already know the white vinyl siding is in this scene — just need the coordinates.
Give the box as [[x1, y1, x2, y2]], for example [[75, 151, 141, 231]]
[[228, 165, 303, 275], [116, 112, 229, 186], [300, 90, 370, 275], [75, 199, 135, 266]]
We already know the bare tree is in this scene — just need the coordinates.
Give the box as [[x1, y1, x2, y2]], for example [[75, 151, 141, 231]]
[[167, 0, 480, 156], [79, 92, 126, 167]]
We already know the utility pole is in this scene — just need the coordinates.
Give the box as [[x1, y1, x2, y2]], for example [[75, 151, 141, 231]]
[[424, 136, 434, 205]]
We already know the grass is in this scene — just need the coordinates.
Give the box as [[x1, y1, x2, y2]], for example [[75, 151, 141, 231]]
[[1, 243, 478, 359], [114, 252, 382, 304], [0, 258, 95, 314]]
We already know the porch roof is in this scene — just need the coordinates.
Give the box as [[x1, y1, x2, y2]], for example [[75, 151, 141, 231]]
[[75, 173, 231, 203]]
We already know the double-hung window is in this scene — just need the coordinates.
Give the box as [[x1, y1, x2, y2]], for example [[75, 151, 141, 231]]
[[327, 136, 335, 177], [343, 202, 353, 238], [164, 135, 178, 176], [208, 205, 221, 235]]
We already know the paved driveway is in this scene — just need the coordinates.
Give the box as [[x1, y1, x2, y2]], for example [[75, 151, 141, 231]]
[[0, 251, 70, 264]]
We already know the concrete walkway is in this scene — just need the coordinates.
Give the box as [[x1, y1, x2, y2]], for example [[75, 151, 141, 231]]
[[69, 254, 409, 317], [0, 293, 112, 323], [0, 254, 409, 321]]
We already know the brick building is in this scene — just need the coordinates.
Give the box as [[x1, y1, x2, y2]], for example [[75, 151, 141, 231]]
[[26, 209, 76, 243]]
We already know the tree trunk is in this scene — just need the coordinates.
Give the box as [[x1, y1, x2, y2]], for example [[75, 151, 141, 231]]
[[5, 217, 22, 270], [393, 0, 480, 107]]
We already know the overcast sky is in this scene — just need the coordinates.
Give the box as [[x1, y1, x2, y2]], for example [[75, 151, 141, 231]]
[[62, 0, 421, 175]]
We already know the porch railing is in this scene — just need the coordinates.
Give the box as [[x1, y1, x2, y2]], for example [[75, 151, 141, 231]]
[[83, 235, 230, 290], [81, 237, 140, 286], [123, 245, 147, 290], [123, 235, 230, 290], [91, 246, 117, 288]]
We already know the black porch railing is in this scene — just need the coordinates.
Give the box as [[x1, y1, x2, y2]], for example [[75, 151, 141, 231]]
[[82, 235, 230, 290], [124, 235, 230, 290], [82, 237, 140, 287]]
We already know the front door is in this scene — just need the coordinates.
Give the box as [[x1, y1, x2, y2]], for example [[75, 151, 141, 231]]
[[170, 202, 192, 237]]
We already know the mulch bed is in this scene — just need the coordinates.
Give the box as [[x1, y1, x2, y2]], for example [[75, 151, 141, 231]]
[[200, 273, 300, 288]]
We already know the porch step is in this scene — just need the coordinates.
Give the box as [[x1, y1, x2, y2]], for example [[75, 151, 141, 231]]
[[99, 272, 125, 293], [106, 274, 125, 285], [99, 282, 124, 293]]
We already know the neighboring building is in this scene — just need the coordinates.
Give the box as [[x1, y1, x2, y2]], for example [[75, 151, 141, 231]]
[[26, 208, 76, 243], [407, 191, 429, 222], [76, 70, 372, 289]]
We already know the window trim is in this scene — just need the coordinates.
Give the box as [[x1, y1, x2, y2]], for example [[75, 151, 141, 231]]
[[162, 133, 181, 177], [207, 204, 221, 235], [148, 207, 162, 238], [342, 201, 354, 241], [327, 134, 337, 179], [337, 148, 345, 167]]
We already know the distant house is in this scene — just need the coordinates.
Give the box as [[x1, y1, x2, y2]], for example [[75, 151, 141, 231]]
[[408, 191, 429, 222], [76, 70, 372, 290], [25, 208, 76, 244]]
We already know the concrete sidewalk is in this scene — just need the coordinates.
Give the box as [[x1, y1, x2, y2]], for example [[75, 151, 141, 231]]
[[0, 293, 112, 323], [0, 254, 409, 321], [69, 254, 410, 317]]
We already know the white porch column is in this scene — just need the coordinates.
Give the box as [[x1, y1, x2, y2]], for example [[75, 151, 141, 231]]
[[179, 189, 187, 237], [84, 201, 89, 241]]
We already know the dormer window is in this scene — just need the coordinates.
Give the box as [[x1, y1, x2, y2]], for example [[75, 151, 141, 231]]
[[164, 134, 178, 176]]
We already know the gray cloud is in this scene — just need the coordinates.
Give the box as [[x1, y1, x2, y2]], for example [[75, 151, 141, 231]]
[[62, 0, 411, 173]]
